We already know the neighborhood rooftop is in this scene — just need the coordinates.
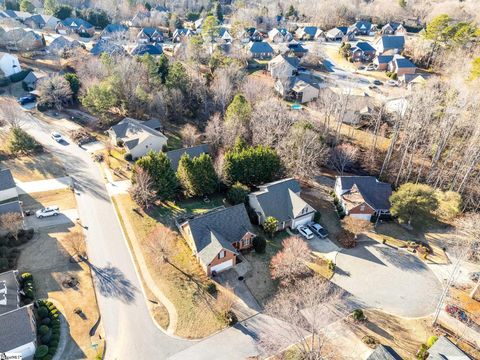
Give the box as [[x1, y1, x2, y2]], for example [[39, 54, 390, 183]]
[[0, 168, 15, 191], [337, 176, 393, 210], [166, 144, 210, 171], [0, 305, 37, 354]]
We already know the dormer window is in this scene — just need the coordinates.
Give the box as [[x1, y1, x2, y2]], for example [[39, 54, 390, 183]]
[[360, 205, 365, 211], [218, 250, 226, 259]]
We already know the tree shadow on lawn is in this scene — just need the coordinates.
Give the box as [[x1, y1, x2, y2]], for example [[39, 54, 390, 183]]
[[86, 262, 137, 303]]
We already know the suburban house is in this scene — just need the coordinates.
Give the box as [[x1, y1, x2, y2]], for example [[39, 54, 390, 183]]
[[240, 28, 263, 43], [131, 43, 163, 56], [247, 41, 274, 59], [388, 55, 416, 76], [0, 270, 37, 359], [400, 73, 428, 90], [24, 14, 59, 30], [55, 18, 95, 37], [193, 17, 204, 30], [374, 35, 405, 55], [172, 28, 194, 42], [380, 22, 407, 36], [22, 71, 46, 90], [268, 54, 299, 79], [91, 40, 126, 56], [286, 43, 308, 57], [101, 24, 128, 40], [166, 144, 210, 172], [0, 52, 20, 77], [178, 204, 256, 275], [217, 28, 233, 43], [373, 54, 394, 70], [275, 75, 320, 103], [426, 336, 470, 359], [0, 169, 17, 203], [350, 20, 376, 35], [47, 36, 84, 55], [0, 201, 23, 219], [349, 41, 376, 62], [136, 27, 164, 43], [367, 344, 402, 360], [325, 27, 345, 41], [268, 28, 292, 43], [335, 176, 393, 221], [295, 26, 323, 41], [248, 178, 316, 230], [128, 11, 150, 27], [107, 117, 168, 159]]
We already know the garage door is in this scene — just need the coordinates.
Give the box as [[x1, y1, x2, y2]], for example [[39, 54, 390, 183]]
[[293, 214, 314, 229], [350, 213, 372, 221], [210, 259, 234, 274]]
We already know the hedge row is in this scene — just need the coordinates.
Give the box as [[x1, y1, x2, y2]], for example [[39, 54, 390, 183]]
[[34, 300, 61, 360]]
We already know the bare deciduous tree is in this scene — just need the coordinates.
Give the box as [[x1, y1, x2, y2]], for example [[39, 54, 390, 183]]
[[66, 230, 86, 259], [270, 236, 311, 285], [180, 123, 200, 147], [37, 75, 73, 110], [130, 166, 156, 209], [330, 143, 358, 175], [0, 99, 23, 129], [205, 113, 224, 151], [0, 212, 23, 241]]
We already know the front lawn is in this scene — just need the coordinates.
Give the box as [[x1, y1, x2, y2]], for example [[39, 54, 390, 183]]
[[19, 188, 77, 212], [1, 152, 66, 181]]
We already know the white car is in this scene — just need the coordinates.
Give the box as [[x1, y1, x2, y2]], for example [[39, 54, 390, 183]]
[[36, 206, 60, 218], [386, 80, 398, 87], [298, 225, 314, 240], [51, 132, 64, 142]]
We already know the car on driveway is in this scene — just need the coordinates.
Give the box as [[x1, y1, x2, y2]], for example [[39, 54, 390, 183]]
[[51, 132, 64, 143], [36, 206, 60, 218], [307, 222, 328, 238], [372, 80, 383, 86], [17, 95, 36, 105], [298, 225, 314, 240], [366, 64, 377, 71]]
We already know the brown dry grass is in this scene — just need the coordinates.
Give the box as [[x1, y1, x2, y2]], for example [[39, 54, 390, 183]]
[[1, 151, 66, 181], [307, 256, 334, 280], [19, 188, 77, 211]]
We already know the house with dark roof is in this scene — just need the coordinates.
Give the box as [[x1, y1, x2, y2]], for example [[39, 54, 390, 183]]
[[22, 70, 46, 90], [275, 75, 320, 103], [240, 28, 263, 43], [374, 35, 405, 55], [248, 178, 316, 230], [350, 41, 376, 62], [101, 24, 128, 40], [335, 176, 393, 221], [0, 270, 37, 359], [0, 169, 18, 202], [0, 200, 23, 218], [380, 22, 407, 36], [47, 36, 84, 55], [55, 17, 94, 37], [268, 54, 299, 79], [217, 27, 233, 43], [247, 41, 274, 59], [373, 54, 394, 70], [367, 344, 402, 360], [107, 118, 168, 159], [388, 55, 416, 76], [427, 336, 470, 359], [172, 28, 194, 42], [287, 42, 308, 57], [166, 144, 210, 172], [24, 14, 59, 30], [350, 20, 375, 35], [136, 27, 164, 43], [131, 43, 163, 56], [178, 204, 256, 275], [268, 28, 293, 43], [325, 26, 355, 41], [91, 40, 126, 56], [295, 26, 322, 41]]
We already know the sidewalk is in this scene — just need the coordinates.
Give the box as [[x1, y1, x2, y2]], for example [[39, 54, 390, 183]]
[[16, 176, 72, 194]]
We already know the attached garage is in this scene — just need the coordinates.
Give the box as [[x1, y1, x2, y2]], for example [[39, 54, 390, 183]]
[[209, 259, 234, 274], [350, 213, 372, 221], [292, 213, 315, 229]]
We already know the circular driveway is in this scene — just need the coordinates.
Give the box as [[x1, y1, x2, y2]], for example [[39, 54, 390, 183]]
[[332, 241, 442, 317]]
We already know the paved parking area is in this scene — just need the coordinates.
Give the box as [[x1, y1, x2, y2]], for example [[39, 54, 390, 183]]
[[25, 209, 78, 230], [332, 241, 442, 317], [309, 236, 340, 261]]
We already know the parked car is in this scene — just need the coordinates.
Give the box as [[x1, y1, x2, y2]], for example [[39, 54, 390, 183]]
[[51, 132, 64, 143], [36, 206, 60, 218], [445, 304, 469, 323], [469, 272, 480, 282], [386, 79, 398, 86], [366, 64, 377, 71], [17, 94, 36, 105], [372, 80, 383, 86], [298, 225, 314, 240], [307, 222, 328, 238]]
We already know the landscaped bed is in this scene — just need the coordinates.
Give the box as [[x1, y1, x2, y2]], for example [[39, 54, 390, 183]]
[[34, 299, 62, 360]]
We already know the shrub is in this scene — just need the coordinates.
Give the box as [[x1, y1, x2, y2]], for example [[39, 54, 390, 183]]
[[37, 306, 49, 319], [42, 355, 53, 360], [205, 282, 217, 295], [427, 335, 438, 348], [352, 309, 365, 321], [51, 318, 60, 326], [48, 345, 57, 355], [124, 153, 133, 161], [327, 260, 335, 272], [34, 345, 49, 359], [417, 343, 428, 360], [24, 288, 34, 299], [337, 230, 356, 248], [38, 325, 50, 335], [49, 340, 58, 347], [21, 272, 33, 282], [252, 236, 267, 254], [41, 332, 52, 344], [226, 182, 249, 205], [51, 334, 59, 342], [41, 317, 51, 325], [0, 246, 8, 257]]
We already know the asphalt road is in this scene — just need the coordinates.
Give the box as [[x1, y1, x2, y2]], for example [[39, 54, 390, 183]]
[[22, 113, 193, 359]]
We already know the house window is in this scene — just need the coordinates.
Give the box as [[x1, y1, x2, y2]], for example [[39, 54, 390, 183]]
[[243, 238, 251, 247], [218, 250, 226, 259], [360, 205, 365, 211]]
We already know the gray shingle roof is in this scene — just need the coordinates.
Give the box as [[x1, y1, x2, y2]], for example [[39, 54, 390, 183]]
[[427, 336, 470, 359], [376, 55, 394, 64], [91, 40, 125, 56], [337, 176, 392, 211], [0, 169, 15, 191], [249, 41, 273, 54], [184, 204, 254, 265], [0, 305, 36, 352], [377, 35, 405, 51], [393, 55, 415, 68], [166, 144, 210, 171], [131, 44, 163, 55], [367, 345, 402, 360], [0, 270, 20, 315], [103, 24, 127, 33], [303, 26, 317, 36], [250, 178, 313, 223], [110, 117, 163, 138], [354, 41, 375, 52], [0, 201, 22, 216], [62, 17, 93, 29]]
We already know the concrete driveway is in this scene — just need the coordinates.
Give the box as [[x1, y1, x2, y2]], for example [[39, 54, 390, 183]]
[[332, 240, 442, 317], [25, 209, 78, 230]]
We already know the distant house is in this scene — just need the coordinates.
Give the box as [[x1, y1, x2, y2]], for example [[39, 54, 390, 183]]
[[136, 27, 163, 43], [129, 11, 150, 27], [47, 36, 84, 55], [295, 26, 322, 41], [287, 42, 308, 57], [240, 28, 263, 43], [350, 20, 376, 35], [335, 176, 392, 221], [380, 22, 407, 36], [249, 178, 316, 230], [0, 52, 20, 77], [0, 270, 37, 359], [275, 75, 320, 103], [373, 55, 394, 70], [172, 28, 194, 42], [91, 40, 126, 56], [247, 41, 274, 59], [0, 28, 44, 51], [2, 10, 31, 22], [388, 55, 416, 76], [217, 27, 233, 43], [22, 71, 45, 90], [107, 117, 168, 160], [268, 54, 299, 79], [101, 24, 128, 40], [399, 73, 428, 90], [0, 169, 17, 202], [374, 35, 405, 55], [55, 17, 94, 37], [268, 28, 292, 43], [349, 41, 376, 62], [325, 27, 345, 41], [166, 144, 210, 172], [178, 204, 256, 276], [194, 17, 204, 30], [130, 44, 162, 56], [427, 336, 470, 359], [24, 14, 59, 30], [367, 344, 402, 360]]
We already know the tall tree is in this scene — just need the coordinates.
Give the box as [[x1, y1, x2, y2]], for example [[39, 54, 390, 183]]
[[215, 2, 223, 22], [38, 76, 73, 110], [177, 153, 217, 197], [135, 151, 178, 200], [64, 73, 80, 100], [130, 166, 157, 209], [19, 0, 34, 12], [225, 94, 251, 125], [201, 15, 220, 42], [165, 62, 189, 92], [270, 236, 310, 285]]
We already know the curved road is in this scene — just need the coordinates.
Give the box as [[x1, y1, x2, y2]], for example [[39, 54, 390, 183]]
[[23, 113, 193, 359]]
